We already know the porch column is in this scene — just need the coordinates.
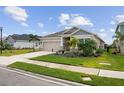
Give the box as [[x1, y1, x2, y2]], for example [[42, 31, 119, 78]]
[[60, 37, 63, 47]]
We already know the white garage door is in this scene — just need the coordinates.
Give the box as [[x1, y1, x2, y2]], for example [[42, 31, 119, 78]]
[[43, 41, 60, 51]]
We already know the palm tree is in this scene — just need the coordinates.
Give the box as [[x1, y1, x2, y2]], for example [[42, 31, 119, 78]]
[[68, 37, 79, 50], [29, 34, 40, 52]]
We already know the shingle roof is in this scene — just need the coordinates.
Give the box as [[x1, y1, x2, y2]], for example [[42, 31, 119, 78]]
[[9, 34, 41, 40], [43, 30, 66, 37], [43, 27, 105, 43], [119, 22, 124, 25], [43, 27, 79, 37], [64, 27, 79, 34], [94, 34, 105, 43]]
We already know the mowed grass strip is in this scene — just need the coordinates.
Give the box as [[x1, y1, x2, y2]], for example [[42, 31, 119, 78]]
[[0, 49, 34, 56], [8, 62, 124, 86], [31, 53, 124, 71]]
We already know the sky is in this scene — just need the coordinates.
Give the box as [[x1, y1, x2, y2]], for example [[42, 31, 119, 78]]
[[0, 6, 124, 44]]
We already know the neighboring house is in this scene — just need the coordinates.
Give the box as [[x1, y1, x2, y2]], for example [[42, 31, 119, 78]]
[[41, 27, 105, 51], [5, 34, 42, 49], [115, 22, 124, 54]]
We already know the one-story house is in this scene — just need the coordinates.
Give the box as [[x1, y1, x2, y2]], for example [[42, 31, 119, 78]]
[[115, 22, 124, 54], [5, 34, 42, 49], [41, 27, 105, 51]]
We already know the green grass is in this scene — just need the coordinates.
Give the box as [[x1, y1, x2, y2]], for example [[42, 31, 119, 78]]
[[0, 49, 36, 56], [8, 62, 124, 86], [31, 52, 124, 71]]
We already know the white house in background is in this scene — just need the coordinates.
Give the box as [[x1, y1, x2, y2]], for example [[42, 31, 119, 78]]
[[41, 27, 105, 51], [5, 34, 42, 49]]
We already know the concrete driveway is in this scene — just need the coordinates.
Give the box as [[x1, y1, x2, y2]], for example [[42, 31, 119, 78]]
[[0, 51, 53, 66]]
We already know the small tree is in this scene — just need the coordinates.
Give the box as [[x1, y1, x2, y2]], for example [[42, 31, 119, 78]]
[[0, 41, 12, 50], [78, 39, 96, 56], [3, 43, 12, 50], [114, 32, 124, 40], [29, 34, 40, 52], [68, 37, 79, 50]]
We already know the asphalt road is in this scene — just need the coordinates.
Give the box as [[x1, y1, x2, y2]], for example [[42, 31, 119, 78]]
[[0, 66, 64, 86]]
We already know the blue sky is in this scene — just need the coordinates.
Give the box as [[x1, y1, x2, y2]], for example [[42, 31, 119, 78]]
[[0, 6, 124, 44]]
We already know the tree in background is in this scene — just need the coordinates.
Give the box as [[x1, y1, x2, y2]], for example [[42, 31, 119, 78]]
[[29, 34, 40, 52], [0, 41, 12, 50], [114, 32, 124, 41]]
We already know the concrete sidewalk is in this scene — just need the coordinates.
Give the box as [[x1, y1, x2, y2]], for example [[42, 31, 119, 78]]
[[23, 59, 124, 79]]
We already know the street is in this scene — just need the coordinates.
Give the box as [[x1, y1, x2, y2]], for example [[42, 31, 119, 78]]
[[0, 66, 64, 86]]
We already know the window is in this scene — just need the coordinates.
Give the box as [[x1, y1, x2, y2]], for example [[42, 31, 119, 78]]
[[39, 42, 42, 45]]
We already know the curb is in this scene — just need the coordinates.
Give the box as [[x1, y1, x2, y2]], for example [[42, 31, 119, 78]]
[[6, 66, 89, 86]]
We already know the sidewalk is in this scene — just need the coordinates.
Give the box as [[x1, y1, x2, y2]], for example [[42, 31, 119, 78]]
[[23, 59, 124, 79]]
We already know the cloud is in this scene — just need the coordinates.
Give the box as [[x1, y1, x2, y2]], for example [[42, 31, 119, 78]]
[[59, 13, 70, 25], [99, 29, 105, 32], [41, 31, 55, 36], [65, 26, 72, 29], [38, 22, 44, 28], [3, 33, 8, 37], [98, 33, 107, 37], [4, 6, 29, 27], [97, 28, 107, 38], [25, 30, 36, 33], [58, 13, 93, 27], [110, 28, 115, 32], [110, 20, 116, 25], [20, 22, 29, 27], [42, 31, 47, 34], [115, 15, 124, 23]]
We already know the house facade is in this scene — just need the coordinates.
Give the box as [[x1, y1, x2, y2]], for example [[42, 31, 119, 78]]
[[115, 22, 124, 54], [5, 34, 42, 49], [41, 27, 105, 51]]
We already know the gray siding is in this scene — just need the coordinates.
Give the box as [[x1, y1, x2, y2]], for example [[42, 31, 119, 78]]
[[120, 25, 124, 34], [73, 30, 91, 35]]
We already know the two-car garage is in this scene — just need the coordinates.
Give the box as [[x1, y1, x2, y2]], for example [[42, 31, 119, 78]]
[[41, 37, 61, 51]]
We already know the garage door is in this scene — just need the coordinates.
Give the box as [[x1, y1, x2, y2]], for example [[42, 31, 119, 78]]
[[43, 41, 60, 51]]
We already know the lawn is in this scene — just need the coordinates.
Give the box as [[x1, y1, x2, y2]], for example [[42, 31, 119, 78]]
[[8, 62, 124, 86], [31, 52, 124, 71], [0, 49, 36, 56]]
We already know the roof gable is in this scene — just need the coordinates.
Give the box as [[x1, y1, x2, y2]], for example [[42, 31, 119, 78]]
[[63, 27, 79, 34], [43, 30, 65, 37], [72, 29, 92, 35], [43, 27, 79, 37]]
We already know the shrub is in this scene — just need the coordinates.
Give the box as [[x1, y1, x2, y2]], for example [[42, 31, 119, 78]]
[[96, 48, 104, 54], [78, 39, 96, 56], [2, 42, 12, 50]]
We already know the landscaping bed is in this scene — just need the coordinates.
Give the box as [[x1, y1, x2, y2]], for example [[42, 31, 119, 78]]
[[8, 62, 124, 86], [31, 52, 124, 71]]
